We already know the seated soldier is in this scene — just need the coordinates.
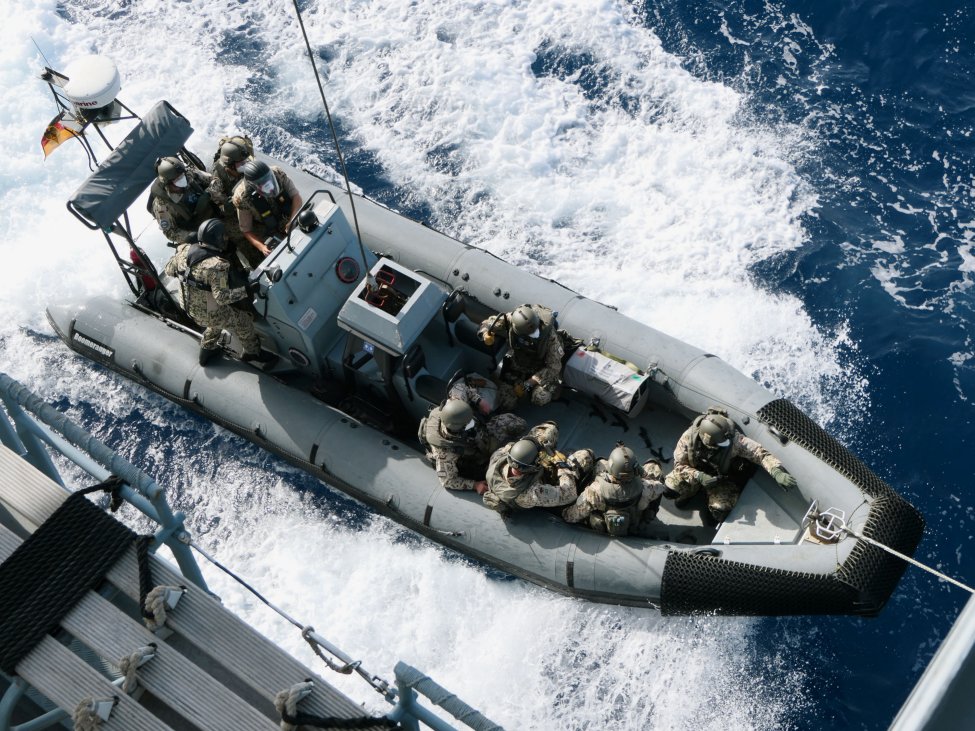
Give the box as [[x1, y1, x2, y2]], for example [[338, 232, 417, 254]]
[[420, 398, 526, 495], [151, 156, 219, 246], [665, 407, 798, 523], [563, 443, 668, 537], [477, 305, 564, 410], [482, 422, 593, 515]]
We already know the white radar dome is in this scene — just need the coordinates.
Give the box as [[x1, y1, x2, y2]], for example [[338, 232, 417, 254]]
[[62, 56, 121, 111]]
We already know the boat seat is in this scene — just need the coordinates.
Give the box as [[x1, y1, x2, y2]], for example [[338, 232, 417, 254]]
[[454, 315, 500, 357], [414, 373, 449, 404]]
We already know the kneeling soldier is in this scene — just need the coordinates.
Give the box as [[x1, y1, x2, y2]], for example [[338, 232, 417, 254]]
[[420, 399, 526, 495], [563, 443, 667, 537]]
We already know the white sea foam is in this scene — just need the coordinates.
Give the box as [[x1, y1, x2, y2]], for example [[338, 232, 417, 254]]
[[0, 1, 864, 728]]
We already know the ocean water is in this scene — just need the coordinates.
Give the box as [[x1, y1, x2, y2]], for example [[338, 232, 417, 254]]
[[1, 0, 972, 729]]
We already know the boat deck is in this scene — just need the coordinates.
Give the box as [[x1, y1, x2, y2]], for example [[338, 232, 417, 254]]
[[0, 443, 388, 730]]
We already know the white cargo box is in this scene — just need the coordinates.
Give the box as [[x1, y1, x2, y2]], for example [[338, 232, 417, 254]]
[[562, 348, 650, 417]]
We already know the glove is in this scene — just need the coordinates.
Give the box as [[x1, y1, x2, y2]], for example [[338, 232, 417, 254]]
[[698, 473, 720, 489], [184, 232, 199, 244], [771, 467, 797, 491], [480, 331, 495, 346], [663, 486, 680, 500]]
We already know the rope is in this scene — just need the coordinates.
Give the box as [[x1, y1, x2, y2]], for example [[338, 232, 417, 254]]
[[116, 644, 156, 694], [274, 681, 398, 730], [71, 697, 117, 730], [842, 523, 975, 595]]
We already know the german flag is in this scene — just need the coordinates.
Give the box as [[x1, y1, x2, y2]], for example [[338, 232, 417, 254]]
[[41, 112, 79, 158]]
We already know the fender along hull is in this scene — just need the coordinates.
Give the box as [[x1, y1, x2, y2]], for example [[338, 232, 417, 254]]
[[47, 172, 924, 616]]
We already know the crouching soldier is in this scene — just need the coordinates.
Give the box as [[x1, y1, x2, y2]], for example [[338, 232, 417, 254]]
[[164, 219, 275, 367], [420, 399, 527, 495], [563, 443, 667, 537], [482, 421, 594, 515], [477, 305, 565, 410], [665, 407, 798, 524]]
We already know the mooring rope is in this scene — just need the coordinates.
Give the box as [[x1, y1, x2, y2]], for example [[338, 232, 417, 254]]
[[840, 523, 975, 595]]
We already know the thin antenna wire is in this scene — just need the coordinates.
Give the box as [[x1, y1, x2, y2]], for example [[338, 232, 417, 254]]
[[290, 0, 371, 279], [30, 36, 53, 68]]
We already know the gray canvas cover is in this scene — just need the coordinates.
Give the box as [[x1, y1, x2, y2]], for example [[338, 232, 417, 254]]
[[67, 101, 193, 230]]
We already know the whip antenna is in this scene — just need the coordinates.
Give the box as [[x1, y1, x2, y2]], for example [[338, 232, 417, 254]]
[[290, 0, 370, 279]]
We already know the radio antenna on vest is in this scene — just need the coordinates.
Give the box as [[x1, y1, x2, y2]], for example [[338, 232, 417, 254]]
[[290, 0, 370, 278]]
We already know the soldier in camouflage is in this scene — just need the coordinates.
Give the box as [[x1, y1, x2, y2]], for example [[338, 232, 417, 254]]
[[665, 407, 798, 523], [477, 305, 565, 411], [232, 159, 303, 260], [208, 136, 263, 269], [420, 399, 527, 494], [482, 422, 594, 514], [151, 156, 220, 246], [163, 219, 267, 366], [563, 443, 668, 537]]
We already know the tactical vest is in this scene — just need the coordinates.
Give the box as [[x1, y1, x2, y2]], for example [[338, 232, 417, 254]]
[[179, 245, 223, 292], [591, 472, 643, 537], [505, 306, 556, 374], [419, 409, 496, 479], [150, 174, 214, 228], [686, 414, 735, 475], [211, 161, 239, 215], [238, 173, 290, 234]]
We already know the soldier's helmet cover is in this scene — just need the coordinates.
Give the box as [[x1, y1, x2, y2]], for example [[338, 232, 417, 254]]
[[197, 219, 227, 252], [699, 414, 734, 449], [156, 156, 186, 186], [219, 138, 250, 166], [239, 160, 279, 198], [607, 444, 637, 483], [510, 306, 540, 339], [440, 399, 475, 434], [507, 439, 540, 473]]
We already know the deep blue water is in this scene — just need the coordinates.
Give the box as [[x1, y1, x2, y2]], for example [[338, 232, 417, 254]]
[[640, 1, 975, 727]]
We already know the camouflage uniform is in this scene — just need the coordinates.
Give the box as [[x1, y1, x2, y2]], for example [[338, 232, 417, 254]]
[[422, 406, 527, 491], [478, 305, 565, 410], [483, 422, 593, 511], [151, 169, 219, 245], [447, 372, 500, 414], [563, 459, 666, 535], [665, 425, 785, 518], [208, 159, 262, 269], [232, 166, 301, 240], [164, 245, 260, 354]]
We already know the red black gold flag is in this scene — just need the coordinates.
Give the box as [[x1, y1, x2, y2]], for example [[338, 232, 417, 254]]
[[41, 112, 79, 158]]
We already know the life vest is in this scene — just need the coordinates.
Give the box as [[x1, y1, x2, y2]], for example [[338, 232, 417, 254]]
[[505, 306, 556, 374], [686, 410, 736, 475], [591, 472, 643, 537]]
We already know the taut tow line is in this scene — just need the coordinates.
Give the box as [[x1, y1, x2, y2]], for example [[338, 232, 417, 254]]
[[812, 509, 975, 595]]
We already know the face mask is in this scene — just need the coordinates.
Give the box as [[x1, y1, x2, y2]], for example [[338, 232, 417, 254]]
[[715, 439, 731, 448], [172, 174, 188, 189], [259, 178, 278, 197]]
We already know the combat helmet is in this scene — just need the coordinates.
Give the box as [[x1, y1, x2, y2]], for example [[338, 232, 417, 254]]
[[196, 219, 228, 252], [607, 444, 638, 483], [699, 413, 734, 449], [239, 159, 279, 198], [156, 156, 186, 185], [440, 399, 475, 435], [219, 137, 251, 166], [507, 439, 540, 473], [510, 305, 540, 338]]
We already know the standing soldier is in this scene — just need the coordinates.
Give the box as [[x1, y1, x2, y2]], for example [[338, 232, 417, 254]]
[[665, 407, 798, 523], [563, 443, 668, 537], [477, 304, 565, 410], [482, 422, 594, 515], [208, 135, 262, 268], [232, 160, 303, 260], [419, 399, 526, 494], [150, 156, 220, 246], [164, 219, 274, 367]]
